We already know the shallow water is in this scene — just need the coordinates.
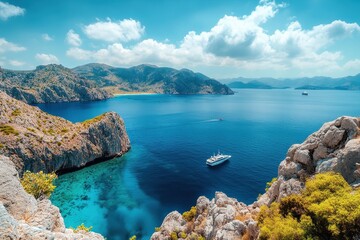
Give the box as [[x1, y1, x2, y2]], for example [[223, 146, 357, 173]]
[[38, 89, 360, 239]]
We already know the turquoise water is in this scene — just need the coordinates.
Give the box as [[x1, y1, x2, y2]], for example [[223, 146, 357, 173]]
[[39, 89, 360, 240]]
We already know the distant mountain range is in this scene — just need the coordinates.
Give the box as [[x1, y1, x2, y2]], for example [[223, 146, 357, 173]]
[[224, 74, 360, 90], [0, 64, 233, 104], [73, 63, 233, 95]]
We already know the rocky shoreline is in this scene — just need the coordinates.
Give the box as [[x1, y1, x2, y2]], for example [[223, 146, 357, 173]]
[[151, 116, 360, 239], [0, 90, 130, 239], [1, 88, 359, 239]]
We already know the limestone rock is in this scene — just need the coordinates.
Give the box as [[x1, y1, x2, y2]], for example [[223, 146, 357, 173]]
[[152, 116, 360, 240], [0, 155, 104, 239], [294, 149, 311, 165], [0, 91, 130, 174], [151, 192, 259, 240]]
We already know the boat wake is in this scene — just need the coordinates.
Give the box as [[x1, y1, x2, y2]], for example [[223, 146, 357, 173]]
[[201, 118, 224, 123]]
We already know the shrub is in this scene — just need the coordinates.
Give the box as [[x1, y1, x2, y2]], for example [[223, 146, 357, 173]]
[[0, 124, 19, 135], [258, 172, 360, 239], [11, 109, 21, 116], [129, 235, 136, 240], [71, 223, 93, 233], [170, 232, 178, 240], [179, 231, 187, 238], [265, 177, 277, 191], [182, 206, 197, 222], [20, 171, 57, 199]]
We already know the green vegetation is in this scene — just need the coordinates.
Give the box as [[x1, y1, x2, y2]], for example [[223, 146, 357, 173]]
[[170, 231, 178, 240], [182, 206, 197, 222], [0, 124, 19, 136], [155, 227, 161, 232], [258, 172, 360, 240], [20, 171, 57, 199], [0, 143, 4, 149], [265, 177, 277, 191], [71, 223, 93, 233], [11, 109, 21, 116], [82, 114, 106, 126], [179, 231, 187, 238], [61, 128, 68, 133], [129, 236, 136, 240]]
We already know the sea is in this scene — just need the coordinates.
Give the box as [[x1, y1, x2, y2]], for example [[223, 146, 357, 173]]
[[36, 89, 360, 240]]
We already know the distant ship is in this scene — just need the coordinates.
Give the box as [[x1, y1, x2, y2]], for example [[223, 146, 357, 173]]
[[206, 151, 231, 166], [302, 91, 309, 95]]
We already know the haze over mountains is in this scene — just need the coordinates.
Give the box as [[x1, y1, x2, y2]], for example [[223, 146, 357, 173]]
[[225, 74, 360, 90]]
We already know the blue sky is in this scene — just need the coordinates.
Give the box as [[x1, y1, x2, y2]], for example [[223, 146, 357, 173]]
[[1, 0, 360, 78]]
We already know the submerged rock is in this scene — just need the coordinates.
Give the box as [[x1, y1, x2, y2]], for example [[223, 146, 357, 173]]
[[0, 155, 104, 239]]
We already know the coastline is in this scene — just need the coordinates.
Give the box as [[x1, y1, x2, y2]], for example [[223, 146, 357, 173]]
[[112, 92, 159, 97]]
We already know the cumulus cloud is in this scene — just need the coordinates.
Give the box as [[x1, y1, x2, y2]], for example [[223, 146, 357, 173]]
[[9, 60, 25, 66], [66, 29, 82, 46], [0, 38, 26, 52], [0, 1, 25, 20], [35, 53, 59, 64], [42, 33, 53, 41], [83, 18, 145, 42], [66, 0, 360, 77]]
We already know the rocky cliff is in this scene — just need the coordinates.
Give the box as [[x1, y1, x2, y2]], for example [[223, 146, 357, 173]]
[[73, 63, 234, 95], [0, 64, 110, 104], [152, 116, 360, 240], [0, 90, 130, 174], [0, 155, 105, 239]]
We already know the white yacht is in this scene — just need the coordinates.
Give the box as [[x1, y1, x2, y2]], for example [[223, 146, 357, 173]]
[[206, 151, 231, 166]]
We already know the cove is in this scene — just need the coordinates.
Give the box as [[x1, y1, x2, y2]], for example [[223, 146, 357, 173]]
[[36, 89, 360, 240]]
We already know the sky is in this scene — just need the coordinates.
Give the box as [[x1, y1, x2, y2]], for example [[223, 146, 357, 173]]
[[1, 0, 360, 78]]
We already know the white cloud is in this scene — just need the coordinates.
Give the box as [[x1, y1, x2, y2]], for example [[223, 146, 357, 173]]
[[83, 18, 145, 42], [42, 33, 53, 41], [66, 1, 360, 78], [66, 29, 82, 46], [0, 38, 26, 52], [0, 1, 25, 20], [9, 60, 25, 67], [35, 53, 59, 64], [66, 47, 92, 60]]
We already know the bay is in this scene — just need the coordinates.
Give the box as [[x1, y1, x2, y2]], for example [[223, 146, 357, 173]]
[[37, 89, 360, 240]]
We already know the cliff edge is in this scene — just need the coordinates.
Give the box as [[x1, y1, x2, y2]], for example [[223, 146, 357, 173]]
[[151, 116, 360, 240], [0, 90, 130, 174]]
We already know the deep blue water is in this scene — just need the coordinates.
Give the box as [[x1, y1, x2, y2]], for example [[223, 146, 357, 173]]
[[37, 89, 360, 240]]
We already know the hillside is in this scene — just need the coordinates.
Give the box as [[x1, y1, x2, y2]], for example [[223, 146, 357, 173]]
[[73, 63, 234, 95], [152, 116, 360, 239], [224, 74, 360, 90], [0, 91, 130, 174], [0, 64, 110, 104]]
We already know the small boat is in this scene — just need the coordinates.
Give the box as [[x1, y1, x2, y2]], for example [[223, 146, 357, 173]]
[[302, 91, 308, 96], [206, 151, 231, 166]]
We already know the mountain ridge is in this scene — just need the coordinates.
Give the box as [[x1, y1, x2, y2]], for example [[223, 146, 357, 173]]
[[223, 73, 360, 90], [73, 63, 234, 95]]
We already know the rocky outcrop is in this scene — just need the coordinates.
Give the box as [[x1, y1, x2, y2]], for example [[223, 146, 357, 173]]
[[0, 64, 110, 104], [258, 116, 360, 206], [152, 116, 360, 239], [0, 155, 104, 239], [0, 91, 130, 174], [151, 192, 259, 240]]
